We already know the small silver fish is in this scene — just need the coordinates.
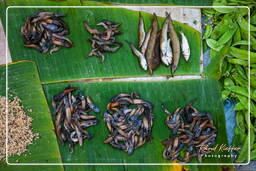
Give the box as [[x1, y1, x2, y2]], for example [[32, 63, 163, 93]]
[[128, 42, 148, 71], [180, 31, 190, 62], [160, 14, 173, 66], [141, 28, 152, 55], [138, 12, 146, 48]]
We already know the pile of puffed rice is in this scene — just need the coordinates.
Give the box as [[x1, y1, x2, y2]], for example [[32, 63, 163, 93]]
[[0, 96, 38, 161]]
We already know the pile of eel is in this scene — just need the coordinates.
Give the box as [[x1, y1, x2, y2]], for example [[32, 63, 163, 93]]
[[84, 20, 123, 62], [21, 10, 73, 54], [161, 101, 217, 162], [104, 93, 154, 154], [52, 87, 99, 153]]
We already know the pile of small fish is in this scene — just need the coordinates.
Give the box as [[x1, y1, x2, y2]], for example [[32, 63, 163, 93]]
[[128, 12, 190, 74], [52, 87, 100, 153], [161, 101, 217, 163], [84, 20, 123, 62], [21, 10, 73, 54], [104, 93, 154, 154]]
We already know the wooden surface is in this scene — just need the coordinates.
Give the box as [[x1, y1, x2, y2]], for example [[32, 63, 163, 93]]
[[123, 7, 201, 32], [0, 20, 11, 65]]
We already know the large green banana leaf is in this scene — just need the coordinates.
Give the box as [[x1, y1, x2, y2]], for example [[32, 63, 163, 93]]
[[43, 79, 231, 167], [7, 7, 201, 83], [0, 61, 64, 171]]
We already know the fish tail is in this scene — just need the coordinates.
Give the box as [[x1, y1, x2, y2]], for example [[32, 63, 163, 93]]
[[170, 65, 174, 77], [187, 98, 197, 106], [171, 64, 177, 74], [125, 40, 130, 44], [165, 11, 170, 17], [149, 69, 153, 75]]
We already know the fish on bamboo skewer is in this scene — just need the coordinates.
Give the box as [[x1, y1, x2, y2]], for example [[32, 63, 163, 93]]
[[167, 12, 181, 73]]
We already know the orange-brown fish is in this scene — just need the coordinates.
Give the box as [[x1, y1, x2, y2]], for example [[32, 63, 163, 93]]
[[145, 13, 158, 74], [168, 13, 180, 73]]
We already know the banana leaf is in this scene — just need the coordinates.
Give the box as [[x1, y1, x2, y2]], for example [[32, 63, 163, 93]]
[[7, 7, 201, 83], [0, 61, 63, 171], [43, 79, 231, 166]]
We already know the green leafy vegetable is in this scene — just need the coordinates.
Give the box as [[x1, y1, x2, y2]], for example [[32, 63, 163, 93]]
[[229, 47, 256, 63], [232, 40, 249, 46], [204, 1, 256, 163], [203, 24, 213, 39], [206, 39, 224, 51]]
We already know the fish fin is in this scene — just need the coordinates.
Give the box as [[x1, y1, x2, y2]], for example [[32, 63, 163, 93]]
[[161, 104, 171, 115], [167, 38, 171, 45], [170, 65, 174, 77], [101, 56, 105, 63], [125, 40, 132, 46]]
